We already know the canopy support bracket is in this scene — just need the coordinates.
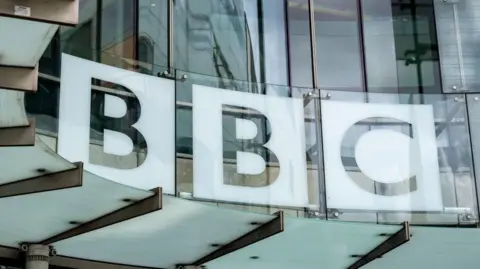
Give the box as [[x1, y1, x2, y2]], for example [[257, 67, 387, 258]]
[[181, 211, 284, 267], [0, 118, 35, 147], [0, 162, 83, 199], [40, 187, 163, 245], [347, 221, 411, 269]]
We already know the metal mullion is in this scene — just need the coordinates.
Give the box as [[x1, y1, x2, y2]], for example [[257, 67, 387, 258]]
[[308, 0, 318, 89]]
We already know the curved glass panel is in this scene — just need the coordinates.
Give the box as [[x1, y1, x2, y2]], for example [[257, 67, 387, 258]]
[[26, 51, 480, 225], [204, 216, 402, 269], [321, 90, 478, 225]]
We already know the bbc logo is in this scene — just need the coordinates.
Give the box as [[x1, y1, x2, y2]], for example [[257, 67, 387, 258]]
[[57, 54, 443, 211]]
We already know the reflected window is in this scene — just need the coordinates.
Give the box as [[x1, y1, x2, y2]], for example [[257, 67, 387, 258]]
[[100, 0, 136, 68], [362, 0, 441, 93], [60, 0, 137, 68], [25, 78, 60, 134], [174, 0, 290, 95], [314, 0, 364, 92], [139, 0, 168, 74], [138, 36, 155, 74], [288, 0, 314, 88]]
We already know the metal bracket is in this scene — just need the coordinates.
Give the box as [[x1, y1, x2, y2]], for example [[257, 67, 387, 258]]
[[0, 65, 38, 92], [442, 0, 459, 4], [40, 187, 162, 245], [186, 211, 284, 266], [157, 70, 176, 80], [0, 162, 83, 199], [347, 221, 410, 269], [0, 118, 35, 147]]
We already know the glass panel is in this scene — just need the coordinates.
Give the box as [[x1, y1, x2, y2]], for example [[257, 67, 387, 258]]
[[362, 0, 441, 94], [0, 137, 76, 185], [321, 90, 478, 225], [314, 0, 364, 92], [466, 94, 480, 219], [26, 77, 60, 136], [174, 0, 289, 93], [54, 196, 276, 268], [39, 32, 61, 77], [176, 69, 323, 218], [138, 0, 168, 75], [60, 0, 98, 61], [0, 169, 152, 248], [434, 0, 480, 93], [100, 0, 136, 68], [204, 217, 402, 269], [365, 225, 480, 269], [288, 0, 313, 88], [60, 0, 137, 67]]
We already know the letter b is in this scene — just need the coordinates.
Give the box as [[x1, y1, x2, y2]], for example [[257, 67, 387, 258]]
[[57, 54, 176, 193], [193, 85, 308, 207]]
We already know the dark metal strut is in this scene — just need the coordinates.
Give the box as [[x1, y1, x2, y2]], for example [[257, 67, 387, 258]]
[[347, 221, 411, 269], [40, 187, 163, 245], [0, 162, 83, 198], [0, 118, 35, 147], [186, 211, 284, 267]]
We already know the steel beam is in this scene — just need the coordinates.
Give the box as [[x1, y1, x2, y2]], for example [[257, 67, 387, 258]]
[[347, 222, 411, 269], [0, 65, 38, 92], [0, 162, 83, 198], [51, 255, 161, 269], [0, 118, 35, 146], [0, 0, 78, 26], [40, 188, 163, 245], [185, 211, 284, 267], [0, 245, 162, 269]]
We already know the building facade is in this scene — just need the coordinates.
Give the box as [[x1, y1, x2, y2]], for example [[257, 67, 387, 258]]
[[26, 0, 480, 225], [3, 0, 480, 268]]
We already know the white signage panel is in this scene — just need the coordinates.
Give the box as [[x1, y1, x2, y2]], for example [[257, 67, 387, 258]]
[[322, 100, 442, 211], [57, 54, 176, 194], [192, 85, 308, 207]]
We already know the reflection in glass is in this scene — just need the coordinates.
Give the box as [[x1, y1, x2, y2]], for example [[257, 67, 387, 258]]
[[174, 0, 290, 95], [138, 0, 168, 75], [321, 90, 477, 225], [176, 71, 322, 216], [288, 0, 314, 88], [434, 0, 480, 92], [60, 0, 137, 69], [314, 0, 364, 91], [361, 0, 441, 94], [25, 78, 60, 134]]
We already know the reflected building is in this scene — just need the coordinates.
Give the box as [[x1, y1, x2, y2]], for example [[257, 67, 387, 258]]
[[3, 0, 480, 268]]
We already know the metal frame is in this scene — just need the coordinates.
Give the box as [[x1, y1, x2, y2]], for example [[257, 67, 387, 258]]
[[51, 255, 161, 269], [347, 222, 411, 269], [0, 245, 162, 269], [167, 0, 174, 72], [0, 197, 281, 269], [308, 0, 318, 89], [0, 0, 78, 26], [185, 211, 284, 267], [0, 65, 38, 92], [0, 118, 35, 146], [40, 187, 163, 245], [0, 162, 84, 199]]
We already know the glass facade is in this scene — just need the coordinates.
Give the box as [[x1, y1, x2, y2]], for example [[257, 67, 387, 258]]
[[24, 0, 480, 226]]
